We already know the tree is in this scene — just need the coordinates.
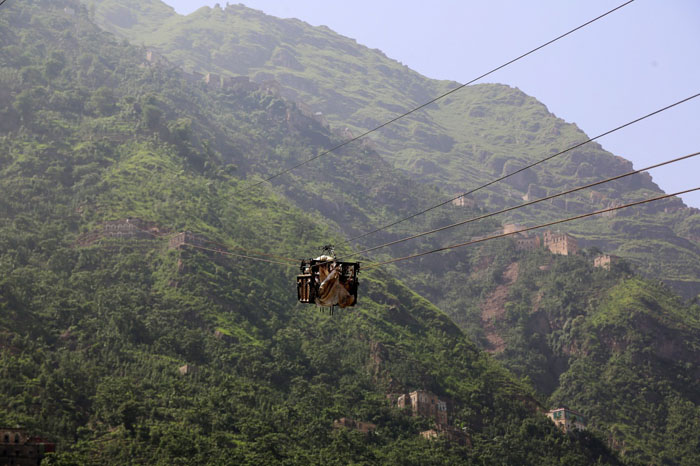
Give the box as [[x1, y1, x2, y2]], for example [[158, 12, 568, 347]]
[[142, 104, 162, 129], [90, 87, 116, 116]]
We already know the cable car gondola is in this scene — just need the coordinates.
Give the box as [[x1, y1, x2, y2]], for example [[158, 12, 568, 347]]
[[297, 246, 359, 309]]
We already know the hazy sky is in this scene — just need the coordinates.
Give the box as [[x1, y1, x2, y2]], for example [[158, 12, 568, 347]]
[[163, 0, 700, 208]]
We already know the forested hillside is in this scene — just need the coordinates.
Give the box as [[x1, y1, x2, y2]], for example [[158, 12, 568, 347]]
[[0, 1, 627, 464], [81, 0, 700, 299], [426, 244, 700, 464], [58, 2, 700, 465]]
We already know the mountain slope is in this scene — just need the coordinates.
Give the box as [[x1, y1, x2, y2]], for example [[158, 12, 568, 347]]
[[81, 0, 700, 298], [61, 3, 700, 464], [0, 2, 621, 464], [447, 245, 700, 465]]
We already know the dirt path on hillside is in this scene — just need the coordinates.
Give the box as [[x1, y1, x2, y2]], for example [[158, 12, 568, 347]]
[[481, 262, 519, 353]]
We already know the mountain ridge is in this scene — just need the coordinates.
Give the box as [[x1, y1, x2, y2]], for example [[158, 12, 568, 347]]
[[80, 0, 700, 298]]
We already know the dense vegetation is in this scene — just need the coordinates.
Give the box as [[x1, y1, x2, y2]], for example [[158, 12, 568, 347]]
[[438, 244, 700, 465], [82, 0, 700, 298], [69, 2, 700, 464], [0, 1, 629, 464], [2, 1, 698, 464]]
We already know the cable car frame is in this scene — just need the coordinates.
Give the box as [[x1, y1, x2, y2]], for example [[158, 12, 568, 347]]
[[297, 258, 360, 309]]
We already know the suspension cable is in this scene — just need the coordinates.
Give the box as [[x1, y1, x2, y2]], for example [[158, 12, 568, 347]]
[[245, 0, 636, 189], [364, 187, 700, 269], [339, 92, 700, 246], [345, 151, 700, 258]]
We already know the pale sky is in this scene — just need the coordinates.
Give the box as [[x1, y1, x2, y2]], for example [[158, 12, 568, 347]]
[[163, 0, 700, 208]]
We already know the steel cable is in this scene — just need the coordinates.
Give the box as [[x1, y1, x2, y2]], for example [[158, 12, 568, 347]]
[[245, 0, 636, 189], [340, 92, 700, 246], [344, 151, 700, 258], [364, 187, 700, 269]]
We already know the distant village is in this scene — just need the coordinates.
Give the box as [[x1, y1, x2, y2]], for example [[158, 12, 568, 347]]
[[332, 388, 584, 445], [502, 222, 620, 269], [75, 218, 207, 251], [2, 392, 583, 462], [72, 219, 594, 446], [76, 216, 621, 271]]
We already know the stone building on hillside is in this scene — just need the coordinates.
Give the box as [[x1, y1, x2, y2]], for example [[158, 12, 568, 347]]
[[452, 195, 477, 208], [1, 427, 55, 465], [222, 75, 258, 92], [503, 224, 541, 251], [145, 50, 168, 67], [260, 79, 282, 96], [514, 233, 541, 251], [168, 231, 209, 250], [332, 418, 377, 434], [396, 390, 472, 446], [543, 230, 579, 256], [420, 425, 471, 446], [546, 408, 586, 433], [102, 218, 152, 239], [397, 390, 448, 426], [204, 72, 221, 89], [501, 224, 580, 255], [76, 218, 162, 246], [503, 223, 525, 235], [178, 364, 198, 376], [594, 254, 620, 270]]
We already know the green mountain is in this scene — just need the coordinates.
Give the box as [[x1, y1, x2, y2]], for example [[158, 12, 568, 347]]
[[0, 1, 625, 464], [71, 5, 700, 462], [3, 1, 699, 464], [435, 245, 700, 465], [81, 0, 700, 300], [69, 7, 700, 461]]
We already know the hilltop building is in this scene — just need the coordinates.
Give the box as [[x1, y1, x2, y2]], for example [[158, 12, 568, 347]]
[[204, 72, 221, 89], [76, 218, 162, 246], [145, 50, 168, 67], [594, 254, 620, 270], [168, 231, 209, 250], [397, 390, 448, 426], [452, 195, 477, 208], [503, 223, 581, 256], [145, 49, 260, 94], [420, 426, 470, 446], [503, 223, 525, 235], [514, 233, 541, 251], [504, 224, 540, 251], [102, 219, 153, 239], [543, 231, 579, 256], [178, 364, 198, 376], [222, 75, 258, 92], [332, 418, 376, 434], [546, 408, 586, 433], [395, 390, 472, 446], [1, 427, 55, 465]]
